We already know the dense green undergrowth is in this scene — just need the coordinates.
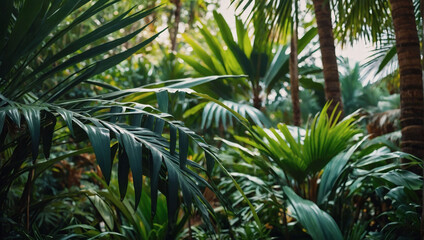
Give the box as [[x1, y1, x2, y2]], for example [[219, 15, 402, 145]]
[[0, 0, 422, 239]]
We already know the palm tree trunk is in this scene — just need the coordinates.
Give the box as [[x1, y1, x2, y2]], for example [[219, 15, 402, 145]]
[[290, 4, 301, 126], [252, 81, 262, 110], [421, 0, 424, 68], [389, 0, 424, 237], [170, 0, 182, 51], [312, 0, 343, 116]]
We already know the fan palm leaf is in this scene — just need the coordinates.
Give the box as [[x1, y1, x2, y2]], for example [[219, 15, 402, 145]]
[[250, 103, 360, 183]]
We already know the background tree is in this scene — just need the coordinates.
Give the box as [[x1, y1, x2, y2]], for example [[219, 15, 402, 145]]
[[389, 0, 424, 236], [335, 0, 424, 234], [312, 0, 343, 115], [232, 0, 344, 117], [290, 1, 301, 126], [389, 0, 424, 161]]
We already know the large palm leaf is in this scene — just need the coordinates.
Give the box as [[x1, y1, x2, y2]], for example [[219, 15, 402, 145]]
[[0, 0, 236, 232], [0, 86, 234, 229]]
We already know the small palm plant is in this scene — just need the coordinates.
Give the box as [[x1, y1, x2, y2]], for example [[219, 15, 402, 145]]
[[215, 103, 359, 239], [217, 103, 421, 239], [248, 103, 360, 198]]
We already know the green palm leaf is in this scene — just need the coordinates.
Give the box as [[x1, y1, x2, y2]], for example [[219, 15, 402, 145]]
[[0, 1, 230, 233], [0, 94, 218, 226], [198, 100, 271, 129], [251, 103, 360, 183], [284, 186, 343, 240]]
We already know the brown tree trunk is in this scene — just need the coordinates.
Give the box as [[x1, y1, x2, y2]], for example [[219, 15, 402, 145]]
[[188, 1, 195, 29], [421, 0, 424, 69], [170, 0, 182, 51], [290, 10, 301, 126], [312, 0, 343, 116], [389, 0, 424, 237], [252, 81, 262, 110]]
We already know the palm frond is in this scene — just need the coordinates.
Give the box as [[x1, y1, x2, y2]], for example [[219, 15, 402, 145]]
[[199, 100, 271, 129], [0, 0, 160, 102], [362, 38, 398, 83], [231, 0, 293, 44], [0, 92, 217, 225], [250, 103, 360, 183], [333, 0, 392, 45], [0, 0, 229, 231]]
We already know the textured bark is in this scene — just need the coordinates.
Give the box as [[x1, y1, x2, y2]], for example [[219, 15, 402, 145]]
[[252, 82, 262, 110], [170, 0, 181, 51], [312, 0, 343, 116], [421, 0, 424, 69], [290, 19, 301, 126], [389, 0, 424, 237], [390, 0, 424, 162]]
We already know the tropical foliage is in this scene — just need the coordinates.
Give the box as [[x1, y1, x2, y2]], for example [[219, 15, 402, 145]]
[[1, 0, 423, 239]]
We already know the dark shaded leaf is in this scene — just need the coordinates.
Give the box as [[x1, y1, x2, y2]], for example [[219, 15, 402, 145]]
[[170, 125, 177, 155], [154, 119, 165, 134], [109, 106, 123, 123], [118, 144, 130, 200], [143, 115, 155, 131], [165, 160, 179, 227], [22, 107, 41, 161], [41, 111, 56, 159], [150, 148, 162, 217], [0, 111, 5, 136], [156, 90, 168, 112], [179, 130, 188, 169], [121, 133, 143, 207], [130, 112, 142, 127], [205, 152, 215, 175], [85, 125, 111, 184]]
